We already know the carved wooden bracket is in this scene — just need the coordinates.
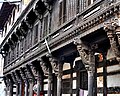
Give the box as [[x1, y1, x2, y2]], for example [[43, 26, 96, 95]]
[[15, 70, 22, 83], [20, 68, 28, 82], [74, 38, 95, 72], [34, 9, 43, 20], [26, 65, 35, 82], [104, 18, 120, 60], [29, 64, 38, 79], [47, 54, 59, 74], [11, 72, 17, 84], [39, 59, 49, 76]]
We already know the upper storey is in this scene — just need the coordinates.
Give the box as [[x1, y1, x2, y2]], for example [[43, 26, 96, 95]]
[[1, 0, 120, 73]]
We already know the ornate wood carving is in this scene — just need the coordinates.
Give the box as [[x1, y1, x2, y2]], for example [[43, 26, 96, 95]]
[[34, 9, 43, 20], [74, 38, 96, 72], [48, 54, 59, 74], [39, 58, 49, 75], [74, 38, 89, 69], [15, 70, 22, 83], [11, 72, 17, 84], [29, 64, 38, 79], [104, 18, 120, 60], [26, 64, 35, 82], [20, 68, 28, 81]]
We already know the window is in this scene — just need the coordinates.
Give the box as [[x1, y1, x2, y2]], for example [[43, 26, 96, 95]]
[[43, 15, 49, 37], [34, 24, 39, 44], [59, 0, 66, 25]]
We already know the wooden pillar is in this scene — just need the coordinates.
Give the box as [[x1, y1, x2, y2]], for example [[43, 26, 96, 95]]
[[24, 81, 29, 96], [9, 80, 13, 96], [48, 69, 52, 96], [15, 71, 23, 96], [74, 38, 96, 96], [103, 59, 107, 96], [29, 80, 34, 96], [57, 63, 63, 96], [19, 81, 23, 96], [37, 72, 41, 96], [26, 64, 35, 96]]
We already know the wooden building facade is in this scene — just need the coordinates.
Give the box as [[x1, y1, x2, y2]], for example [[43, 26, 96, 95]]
[[0, 0, 120, 96]]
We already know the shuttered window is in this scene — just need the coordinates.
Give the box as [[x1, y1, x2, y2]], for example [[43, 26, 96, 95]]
[[59, 0, 66, 26]]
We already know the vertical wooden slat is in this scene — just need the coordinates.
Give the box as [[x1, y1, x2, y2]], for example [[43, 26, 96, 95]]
[[103, 59, 107, 96]]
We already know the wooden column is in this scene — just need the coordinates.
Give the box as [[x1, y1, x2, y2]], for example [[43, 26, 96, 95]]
[[74, 38, 96, 96], [26, 64, 35, 96], [24, 81, 29, 96], [29, 81, 34, 96], [15, 71, 23, 96], [37, 71, 41, 96], [9, 81, 13, 96], [48, 69, 52, 96], [88, 50, 95, 96], [21, 67, 30, 96], [48, 55, 62, 96], [57, 63, 63, 96]]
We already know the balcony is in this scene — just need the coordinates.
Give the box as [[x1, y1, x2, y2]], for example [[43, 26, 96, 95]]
[[1, 0, 120, 73]]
